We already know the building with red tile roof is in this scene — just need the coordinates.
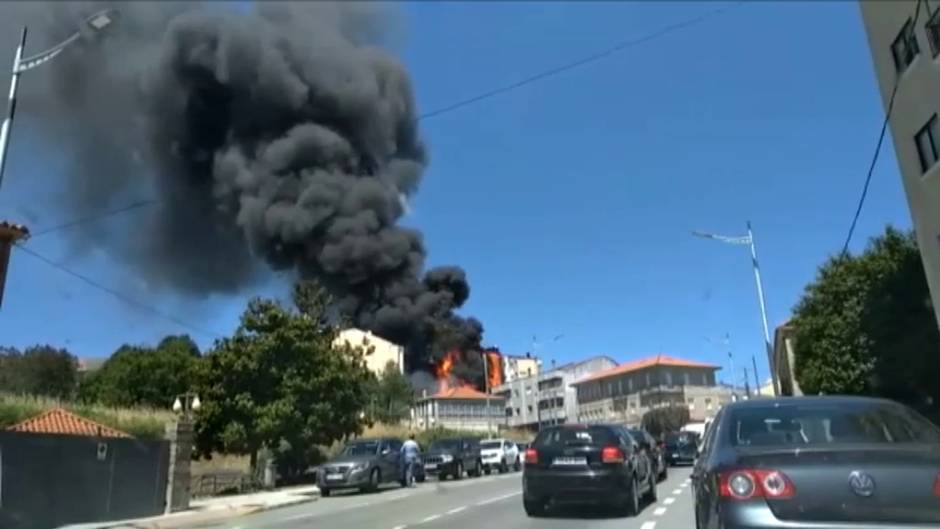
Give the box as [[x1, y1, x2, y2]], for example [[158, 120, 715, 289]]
[[413, 385, 506, 432], [6, 408, 133, 438]]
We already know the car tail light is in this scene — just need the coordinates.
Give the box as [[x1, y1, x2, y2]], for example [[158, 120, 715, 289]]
[[601, 446, 625, 463], [524, 448, 538, 464], [933, 475, 940, 498], [719, 469, 795, 500]]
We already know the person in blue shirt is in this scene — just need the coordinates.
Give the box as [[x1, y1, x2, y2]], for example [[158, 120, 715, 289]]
[[401, 433, 420, 487]]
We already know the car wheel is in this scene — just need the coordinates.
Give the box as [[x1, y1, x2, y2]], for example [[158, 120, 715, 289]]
[[513, 458, 521, 472], [367, 468, 380, 492], [617, 476, 640, 517], [484, 467, 491, 475], [416, 474, 426, 483], [320, 488, 331, 497], [470, 460, 481, 477], [660, 465, 668, 482], [455, 461, 464, 480], [500, 459, 508, 473], [523, 498, 547, 517], [646, 471, 658, 503]]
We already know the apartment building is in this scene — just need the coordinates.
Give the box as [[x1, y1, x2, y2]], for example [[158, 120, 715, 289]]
[[573, 354, 733, 425], [333, 328, 405, 376], [494, 356, 617, 430], [502, 353, 540, 383], [411, 386, 506, 432], [859, 0, 940, 328]]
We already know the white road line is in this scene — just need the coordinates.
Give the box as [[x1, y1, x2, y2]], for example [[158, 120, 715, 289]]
[[680, 483, 688, 488], [663, 497, 675, 505], [420, 514, 441, 523], [475, 491, 522, 506], [684, 478, 691, 484], [653, 507, 667, 516], [446, 506, 467, 515], [282, 513, 312, 521], [640, 522, 657, 529], [672, 489, 682, 495], [392, 525, 407, 529]]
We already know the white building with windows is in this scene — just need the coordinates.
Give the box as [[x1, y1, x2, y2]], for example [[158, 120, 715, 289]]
[[859, 0, 940, 328]]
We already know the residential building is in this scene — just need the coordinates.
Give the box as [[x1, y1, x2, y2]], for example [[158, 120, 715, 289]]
[[859, 0, 940, 328], [333, 328, 405, 376], [772, 321, 803, 396], [411, 386, 506, 432], [494, 356, 617, 430], [502, 353, 540, 383], [573, 354, 733, 425]]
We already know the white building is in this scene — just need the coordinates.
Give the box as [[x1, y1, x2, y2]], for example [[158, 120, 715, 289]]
[[333, 328, 405, 376], [412, 386, 506, 433], [859, 0, 940, 328]]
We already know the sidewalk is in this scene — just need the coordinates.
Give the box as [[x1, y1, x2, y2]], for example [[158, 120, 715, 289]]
[[58, 485, 320, 529]]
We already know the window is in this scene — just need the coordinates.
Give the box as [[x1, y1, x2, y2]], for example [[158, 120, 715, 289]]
[[927, 4, 940, 56], [915, 114, 939, 173], [891, 19, 920, 73]]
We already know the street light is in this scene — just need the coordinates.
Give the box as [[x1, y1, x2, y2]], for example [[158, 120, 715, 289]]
[[0, 8, 119, 190], [172, 392, 201, 421], [693, 222, 779, 396]]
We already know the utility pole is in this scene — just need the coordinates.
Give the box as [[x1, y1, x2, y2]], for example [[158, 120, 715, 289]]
[[482, 352, 492, 436], [752, 356, 761, 396]]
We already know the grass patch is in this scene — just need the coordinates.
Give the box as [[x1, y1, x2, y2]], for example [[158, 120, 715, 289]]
[[0, 393, 173, 440]]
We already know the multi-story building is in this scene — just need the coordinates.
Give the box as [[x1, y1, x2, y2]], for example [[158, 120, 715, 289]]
[[494, 356, 617, 430], [333, 328, 405, 376], [501, 353, 540, 383], [411, 386, 506, 433], [859, 0, 940, 328], [573, 354, 732, 425]]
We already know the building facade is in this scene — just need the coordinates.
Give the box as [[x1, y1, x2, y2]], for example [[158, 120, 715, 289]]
[[859, 0, 940, 328], [412, 387, 506, 433], [573, 354, 733, 425], [501, 353, 540, 383], [333, 328, 405, 376], [494, 356, 617, 430]]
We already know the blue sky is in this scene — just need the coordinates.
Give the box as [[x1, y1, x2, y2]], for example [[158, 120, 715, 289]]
[[0, 1, 913, 387]]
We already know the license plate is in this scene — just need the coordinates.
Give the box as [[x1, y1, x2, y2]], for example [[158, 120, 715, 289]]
[[425, 463, 437, 470], [326, 473, 344, 480], [553, 457, 587, 466]]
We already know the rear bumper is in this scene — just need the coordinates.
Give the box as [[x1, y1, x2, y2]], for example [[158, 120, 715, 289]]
[[666, 452, 696, 464], [423, 461, 457, 476], [523, 468, 631, 504], [720, 500, 940, 529]]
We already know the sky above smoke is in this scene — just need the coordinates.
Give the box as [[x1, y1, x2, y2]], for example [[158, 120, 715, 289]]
[[2, 1, 483, 369]]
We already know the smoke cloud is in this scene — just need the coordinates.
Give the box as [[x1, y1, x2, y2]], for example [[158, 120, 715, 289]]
[[2, 1, 482, 369]]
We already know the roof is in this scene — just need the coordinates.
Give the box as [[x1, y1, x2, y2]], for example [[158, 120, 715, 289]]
[[553, 355, 618, 374], [6, 408, 133, 438], [571, 354, 719, 385], [721, 395, 900, 410], [422, 386, 507, 401]]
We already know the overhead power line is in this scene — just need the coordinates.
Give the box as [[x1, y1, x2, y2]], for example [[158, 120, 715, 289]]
[[842, 0, 924, 256], [14, 243, 224, 339], [29, 198, 158, 239]]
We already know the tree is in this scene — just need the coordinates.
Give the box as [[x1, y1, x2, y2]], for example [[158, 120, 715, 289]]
[[79, 335, 201, 408], [0, 345, 78, 399], [793, 227, 940, 419], [367, 361, 414, 424], [194, 281, 374, 473], [641, 406, 691, 438]]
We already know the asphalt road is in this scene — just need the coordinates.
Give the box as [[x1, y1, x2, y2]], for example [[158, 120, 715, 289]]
[[197, 466, 696, 529]]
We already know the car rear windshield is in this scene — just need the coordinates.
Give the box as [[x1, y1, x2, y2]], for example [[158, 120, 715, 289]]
[[729, 401, 940, 447], [343, 441, 379, 456], [533, 426, 617, 448], [664, 432, 698, 447], [479, 441, 501, 449]]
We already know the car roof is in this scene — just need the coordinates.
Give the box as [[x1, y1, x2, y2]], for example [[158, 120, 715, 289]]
[[720, 395, 901, 412]]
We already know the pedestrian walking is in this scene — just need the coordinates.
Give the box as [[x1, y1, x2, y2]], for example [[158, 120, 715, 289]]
[[401, 433, 420, 487]]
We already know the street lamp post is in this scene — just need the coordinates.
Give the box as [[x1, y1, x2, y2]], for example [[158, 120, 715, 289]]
[[0, 9, 118, 190], [693, 222, 779, 396], [172, 392, 201, 421]]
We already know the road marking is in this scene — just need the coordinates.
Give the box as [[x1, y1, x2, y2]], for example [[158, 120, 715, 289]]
[[684, 478, 691, 484], [672, 489, 682, 495], [282, 513, 312, 521], [420, 514, 441, 523], [653, 507, 667, 516], [640, 522, 657, 529], [663, 497, 675, 505], [680, 483, 688, 488], [392, 526, 407, 529], [475, 491, 522, 506], [446, 506, 467, 515]]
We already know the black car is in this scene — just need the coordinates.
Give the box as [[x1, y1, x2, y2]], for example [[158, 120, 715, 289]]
[[664, 430, 699, 466], [318, 437, 424, 496], [522, 424, 657, 517], [691, 396, 940, 529], [423, 437, 482, 479], [629, 428, 667, 482]]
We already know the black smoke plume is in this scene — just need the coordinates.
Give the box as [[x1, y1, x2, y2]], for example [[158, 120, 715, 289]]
[[0, 1, 483, 371]]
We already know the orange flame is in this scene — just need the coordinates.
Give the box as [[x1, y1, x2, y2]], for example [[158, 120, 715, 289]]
[[483, 350, 504, 390], [434, 350, 474, 393]]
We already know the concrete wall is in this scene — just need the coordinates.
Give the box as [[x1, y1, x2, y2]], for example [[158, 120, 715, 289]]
[[859, 0, 940, 328], [334, 328, 405, 376], [0, 431, 169, 529]]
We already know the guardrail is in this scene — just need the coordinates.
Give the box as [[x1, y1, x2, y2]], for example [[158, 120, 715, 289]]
[[192, 470, 262, 498]]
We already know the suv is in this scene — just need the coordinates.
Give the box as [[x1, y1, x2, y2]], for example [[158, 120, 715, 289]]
[[522, 424, 656, 517], [318, 437, 424, 496], [423, 437, 482, 479], [479, 438, 520, 473]]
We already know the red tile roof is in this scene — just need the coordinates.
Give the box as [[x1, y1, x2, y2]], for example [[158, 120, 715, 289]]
[[424, 386, 506, 401], [572, 354, 718, 385], [7, 408, 133, 438]]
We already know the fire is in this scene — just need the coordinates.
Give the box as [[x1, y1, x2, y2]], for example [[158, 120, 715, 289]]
[[434, 350, 475, 393], [483, 348, 504, 390]]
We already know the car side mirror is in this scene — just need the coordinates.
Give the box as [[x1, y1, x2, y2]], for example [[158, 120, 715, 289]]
[[382, 448, 391, 455]]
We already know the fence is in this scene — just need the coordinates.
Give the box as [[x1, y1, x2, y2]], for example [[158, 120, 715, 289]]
[[0, 431, 169, 529]]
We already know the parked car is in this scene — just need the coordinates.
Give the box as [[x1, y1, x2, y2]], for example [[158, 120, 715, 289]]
[[691, 396, 940, 529], [479, 438, 520, 473], [628, 427, 667, 482], [664, 430, 699, 466], [522, 424, 656, 517], [318, 437, 424, 496], [423, 437, 482, 479]]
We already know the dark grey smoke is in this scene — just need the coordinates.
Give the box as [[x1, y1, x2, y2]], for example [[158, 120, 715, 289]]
[[1, 1, 482, 369]]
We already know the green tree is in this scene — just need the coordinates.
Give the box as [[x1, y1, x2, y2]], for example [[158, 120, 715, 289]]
[[194, 282, 374, 472], [793, 227, 940, 418], [0, 345, 79, 399], [368, 361, 414, 424], [641, 406, 691, 438], [79, 335, 201, 408]]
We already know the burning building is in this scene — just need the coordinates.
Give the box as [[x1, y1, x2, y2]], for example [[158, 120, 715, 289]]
[[412, 386, 506, 433]]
